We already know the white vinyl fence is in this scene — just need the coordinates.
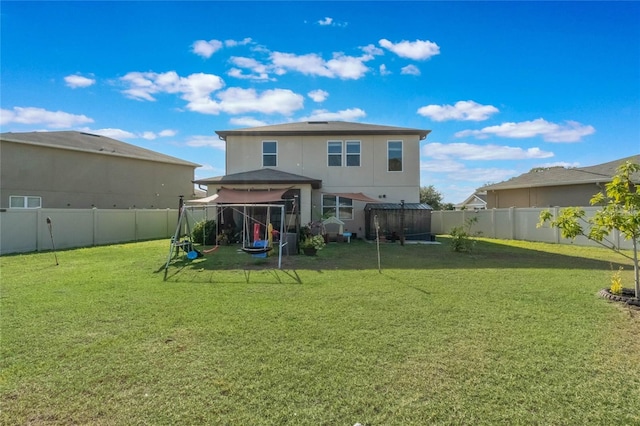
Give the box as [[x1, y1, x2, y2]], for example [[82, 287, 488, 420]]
[[431, 207, 632, 251], [1, 207, 633, 255], [0, 208, 211, 255]]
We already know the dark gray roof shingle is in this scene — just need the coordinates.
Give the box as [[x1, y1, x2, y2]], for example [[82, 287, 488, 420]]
[[0, 131, 200, 167], [216, 121, 430, 140], [193, 168, 322, 189], [480, 155, 640, 191]]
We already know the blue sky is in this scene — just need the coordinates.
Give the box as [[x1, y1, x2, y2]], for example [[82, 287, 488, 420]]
[[1, 1, 638, 204]]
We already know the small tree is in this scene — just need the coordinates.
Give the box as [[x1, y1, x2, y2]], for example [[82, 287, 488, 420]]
[[420, 185, 444, 210], [538, 161, 640, 299]]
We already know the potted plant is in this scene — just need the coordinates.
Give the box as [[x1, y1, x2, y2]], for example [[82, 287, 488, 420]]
[[300, 234, 326, 256]]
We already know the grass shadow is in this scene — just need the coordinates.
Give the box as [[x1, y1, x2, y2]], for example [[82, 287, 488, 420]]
[[162, 237, 632, 281]]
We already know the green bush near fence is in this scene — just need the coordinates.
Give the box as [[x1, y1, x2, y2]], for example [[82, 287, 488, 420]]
[[191, 219, 216, 245]]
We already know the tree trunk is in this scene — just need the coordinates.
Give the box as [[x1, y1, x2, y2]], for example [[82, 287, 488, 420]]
[[634, 238, 639, 299]]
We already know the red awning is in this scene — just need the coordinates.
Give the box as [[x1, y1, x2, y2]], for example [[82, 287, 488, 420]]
[[323, 192, 382, 203], [211, 187, 288, 204]]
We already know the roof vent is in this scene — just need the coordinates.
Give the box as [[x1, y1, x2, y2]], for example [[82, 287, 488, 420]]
[[308, 121, 329, 124], [80, 132, 101, 137]]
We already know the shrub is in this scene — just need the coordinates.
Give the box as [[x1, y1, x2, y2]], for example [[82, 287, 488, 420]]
[[610, 267, 623, 295], [450, 217, 480, 253], [192, 219, 217, 245]]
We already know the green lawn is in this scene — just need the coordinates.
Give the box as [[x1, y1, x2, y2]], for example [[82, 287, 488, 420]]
[[1, 238, 639, 425]]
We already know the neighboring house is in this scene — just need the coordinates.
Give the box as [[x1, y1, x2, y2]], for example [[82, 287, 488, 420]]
[[193, 121, 430, 236], [455, 191, 487, 210], [479, 155, 640, 208], [0, 131, 200, 209]]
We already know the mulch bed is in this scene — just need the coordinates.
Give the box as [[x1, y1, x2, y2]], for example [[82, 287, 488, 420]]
[[598, 288, 640, 308]]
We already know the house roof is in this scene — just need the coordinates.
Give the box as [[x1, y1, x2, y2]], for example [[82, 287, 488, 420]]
[[193, 168, 322, 189], [365, 203, 433, 210], [186, 187, 289, 205], [0, 131, 200, 167], [479, 155, 640, 191], [216, 121, 431, 140], [322, 192, 382, 203], [455, 192, 487, 209]]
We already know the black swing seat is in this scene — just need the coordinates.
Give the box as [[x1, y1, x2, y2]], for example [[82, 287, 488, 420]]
[[241, 246, 273, 255]]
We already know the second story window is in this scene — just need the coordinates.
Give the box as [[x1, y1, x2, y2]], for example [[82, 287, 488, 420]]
[[328, 141, 343, 166], [262, 141, 277, 167], [346, 141, 361, 167], [388, 140, 403, 172]]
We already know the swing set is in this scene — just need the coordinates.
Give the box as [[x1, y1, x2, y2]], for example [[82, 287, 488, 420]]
[[164, 201, 289, 272]]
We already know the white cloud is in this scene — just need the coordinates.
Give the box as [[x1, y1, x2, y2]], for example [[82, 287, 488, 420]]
[[159, 129, 177, 137], [120, 71, 225, 112], [308, 89, 329, 102], [192, 39, 223, 58], [418, 100, 499, 122], [539, 161, 580, 168], [420, 158, 466, 173], [78, 127, 177, 140], [185, 135, 226, 150], [64, 74, 96, 88], [224, 38, 252, 47], [228, 56, 271, 81], [271, 52, 332, 77], [401, 64, 421, 76], [421, 161, 518, 184], [0, 109, 15, 125], [196, 163, 217, 172], [193, 38, 253, 58], [361, 44, 384, 57], [78, 127, 136, 139], [317, 16, 347, 27], [120, 70, 303, 117], [229, 116, 269, 127], [327, 53, 371, 79], [379, 64, 391, 76], [213, 87, 304, 116], [423, 142, 554, 161], [270, 51, 372, 80], [299, 108, 366, 122], [379, 38, 440, 60], [455, 118, 596, 142], [1, 106, 93, 128]]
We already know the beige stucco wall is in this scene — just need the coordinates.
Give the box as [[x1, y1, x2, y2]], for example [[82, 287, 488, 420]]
[[225, 133, 421, 234], [1, 141, 196, 209], [485, 183, 604, 208], [226, 134, 420, 202]]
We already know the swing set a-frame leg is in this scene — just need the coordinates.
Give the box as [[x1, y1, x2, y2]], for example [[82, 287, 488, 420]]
[[164, 206, 187, 278]]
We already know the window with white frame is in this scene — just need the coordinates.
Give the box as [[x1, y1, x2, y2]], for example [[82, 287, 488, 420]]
[[322, 195, 353, 220], [327, 141, 342, 166], [328, 140, 360, 167], [262, 141, 277, 167], [388, 140, 403, 171], [10, 195, 42, 209], [345, 140, 361, 167]]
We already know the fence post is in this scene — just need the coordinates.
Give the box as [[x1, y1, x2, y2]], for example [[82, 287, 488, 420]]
[[553, 207, 560, 244], [491, 208, 496, 239], [509, 207, 516, 240], [134, 209, 139, 241], [92, 208, 98, 246], [37, 209, 43, 252]]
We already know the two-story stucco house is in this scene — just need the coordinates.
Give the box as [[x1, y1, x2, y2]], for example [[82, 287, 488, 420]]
[[193, 121, 430, 237]]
